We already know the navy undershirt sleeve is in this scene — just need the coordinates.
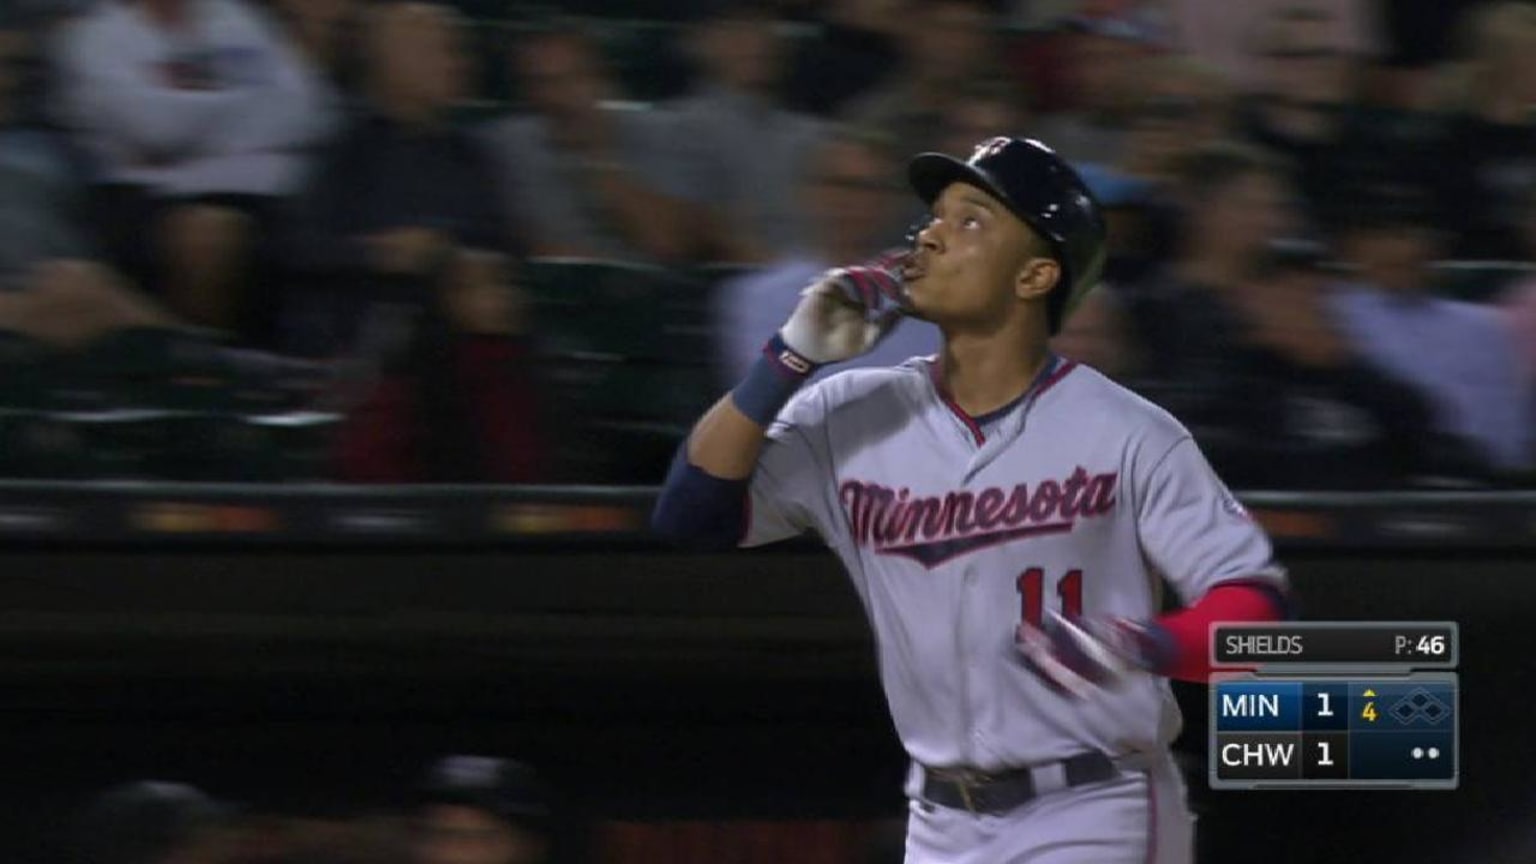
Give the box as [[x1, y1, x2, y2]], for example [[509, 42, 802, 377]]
[[651, 441, 751, 550]]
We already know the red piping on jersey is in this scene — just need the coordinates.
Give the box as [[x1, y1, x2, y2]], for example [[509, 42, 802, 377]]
[[1032, 358, 1078, 400], [925, 357, 1079, 445], [927, 360, 986, 444]]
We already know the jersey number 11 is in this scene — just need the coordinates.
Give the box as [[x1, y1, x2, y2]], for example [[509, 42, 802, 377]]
[[1018, 567, 1084, 627]]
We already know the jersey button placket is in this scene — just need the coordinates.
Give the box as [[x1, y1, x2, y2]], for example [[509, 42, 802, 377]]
[[960, 565, 990, 765]]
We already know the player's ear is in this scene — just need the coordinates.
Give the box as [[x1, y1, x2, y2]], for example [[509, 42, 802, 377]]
[[1012, 255, 1060, 303]]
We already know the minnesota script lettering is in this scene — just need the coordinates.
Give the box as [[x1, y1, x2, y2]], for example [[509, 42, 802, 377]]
[[839, 468, 1118, 567]]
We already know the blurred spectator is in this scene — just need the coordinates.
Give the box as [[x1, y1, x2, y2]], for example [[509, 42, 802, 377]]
[[1375, 0, 1481, 107], [291, 0, 542, 483], [843, 0, 998, 158], [1164, 0, 1380, 89], [0, 261, 185, 351], [1234, 4, 1356, 228], [1008, 0, 1173, 42], [1504, 278, 1536, 387], [782, 0, 905, 116], [1130, 144, 1438, 489], [1113, 54, 1232, 190], [1029, 16, 1153, 164], [713, 126, 938, 383], [1499, 192, 1536, 403], [1432, 1, 1536, 261], [328, 252, 545, 485], [0, 18, 186, 349], [480, 22, 690, 262], [265, 0, 361, 112], [413, 755, 550, 864], [667, 0, 823, 263], [286, 0, 508, 343], [71, 780, 232, 864], [1075, 54, 1231, 279], [936, 79, 1031, 160], [52, 0, 334, 337], [1260, 0, 1451, 237], [1049, 285, 1140, 382], [1074, 163, 1159, 283], [1126, 140, 1293, 349], [1329, 182, 1532, 476], [0, 18, 90, 289]]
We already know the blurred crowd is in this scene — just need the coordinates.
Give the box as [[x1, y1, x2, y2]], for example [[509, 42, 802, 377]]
[[65, 755, 557, 864], [0, 0, 1531, 488]]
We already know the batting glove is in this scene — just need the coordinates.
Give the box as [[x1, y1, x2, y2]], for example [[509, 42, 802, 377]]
[[1016, 610, 1174, 700], [778, 250, 909, 366]]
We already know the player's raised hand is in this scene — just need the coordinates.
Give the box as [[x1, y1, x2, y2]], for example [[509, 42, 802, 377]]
[[778, 251, 910, 366], [1016, 611, 1172, 700]]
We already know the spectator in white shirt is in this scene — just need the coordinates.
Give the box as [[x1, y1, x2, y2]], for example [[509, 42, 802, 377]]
[[52, 0, 333, 338], [713, 126, 938, 384], [1329, 183, 1531, 475]]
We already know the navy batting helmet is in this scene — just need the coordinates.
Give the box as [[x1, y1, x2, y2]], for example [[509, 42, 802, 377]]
[[908, 137, 1107, 334]]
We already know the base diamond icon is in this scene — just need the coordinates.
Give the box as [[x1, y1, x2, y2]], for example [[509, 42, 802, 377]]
[[1390, 688, 1450, 725]]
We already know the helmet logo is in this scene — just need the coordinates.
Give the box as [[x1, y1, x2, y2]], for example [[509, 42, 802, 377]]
[[970, 137, 1011, 163]]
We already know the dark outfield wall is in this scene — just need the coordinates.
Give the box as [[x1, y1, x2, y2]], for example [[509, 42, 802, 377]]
[[0, 545, 1529, 862]]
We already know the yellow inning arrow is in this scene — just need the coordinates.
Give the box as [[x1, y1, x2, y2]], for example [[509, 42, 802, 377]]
[[1363, 689, 1377, 697]]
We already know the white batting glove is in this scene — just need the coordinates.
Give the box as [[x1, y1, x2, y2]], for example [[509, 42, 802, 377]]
[[1017, 610, 1172, 700], [777, 253, 908, 367]]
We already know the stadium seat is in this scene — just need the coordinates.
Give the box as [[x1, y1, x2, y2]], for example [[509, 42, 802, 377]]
[[1432, 260, 1534, 304], [523, 258, 703, 359], [0, 330, 89, 479], [52, 329, 337, 483], [520, 259, 717, 482]]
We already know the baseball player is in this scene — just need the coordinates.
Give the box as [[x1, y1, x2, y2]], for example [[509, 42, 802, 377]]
[[653, 137, 1292, 863]]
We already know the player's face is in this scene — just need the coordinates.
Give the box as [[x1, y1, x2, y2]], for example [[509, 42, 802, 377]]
[[904, 182, 1058, 326]]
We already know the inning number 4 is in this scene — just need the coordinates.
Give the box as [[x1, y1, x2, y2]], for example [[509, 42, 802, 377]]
[[1018, 567, 1084, 628]]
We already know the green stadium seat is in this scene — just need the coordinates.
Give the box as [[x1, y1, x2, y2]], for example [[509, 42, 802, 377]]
[[0, 331, 88, 479], [523, 258, 699, 360], [519, 258, 721, 482], [51, 328, 338, 482]]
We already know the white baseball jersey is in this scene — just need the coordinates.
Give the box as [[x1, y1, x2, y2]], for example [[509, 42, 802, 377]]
[[743, 355, 1286, 774]]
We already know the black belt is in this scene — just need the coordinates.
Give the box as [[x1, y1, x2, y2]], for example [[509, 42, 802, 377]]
[[919, 751, 1118, 815]]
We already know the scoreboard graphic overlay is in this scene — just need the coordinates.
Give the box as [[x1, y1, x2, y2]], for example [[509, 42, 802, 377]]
[[1209, 622, 1459, 790]]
